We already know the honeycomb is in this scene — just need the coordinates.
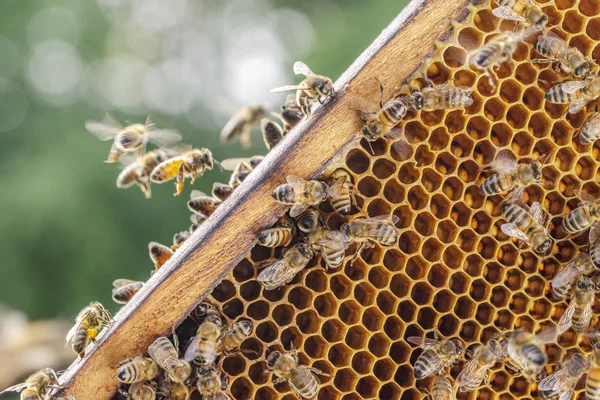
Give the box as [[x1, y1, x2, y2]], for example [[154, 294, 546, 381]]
[[115, 0, 600, 399]]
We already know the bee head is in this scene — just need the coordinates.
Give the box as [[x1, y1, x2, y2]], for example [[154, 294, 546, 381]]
[[296, 242, 314, 260], [534, 236, 553, 254], [574, 60, 592, 78], [450, 338, 465, 356], [410, 91, 423, 111], [361, 123, 381, 142], [531, 159, 544, 180], [534, 14, 548, 31], [239, 319, 253, 335], [266, 351, 281, 369], [317, 78, 335, 97]]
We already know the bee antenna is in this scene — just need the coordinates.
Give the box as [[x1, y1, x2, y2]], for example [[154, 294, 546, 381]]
[[213, 160, 224, 172], [367, 141, 375, 155]]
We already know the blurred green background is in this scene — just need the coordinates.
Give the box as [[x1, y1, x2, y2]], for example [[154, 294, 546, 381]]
[[0, 0, 407, 388]]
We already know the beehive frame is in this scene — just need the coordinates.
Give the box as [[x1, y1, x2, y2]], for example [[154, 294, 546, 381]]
[[55, 0, 600, 398]]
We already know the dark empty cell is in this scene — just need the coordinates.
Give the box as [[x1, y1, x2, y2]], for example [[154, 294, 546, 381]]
[[450, 134, 475, 158], [435, 151, 458, 174], [406, 256, 427, 279], [399, 163, 420, 184], [273, 304, 294, 326], [411, 282, 434, 305], [528, 112, 551, 139], [305, 269, 328, 293], [398, 300, 417, 322], [477, 237, 497, 259], [368, 333, 390, 357], [339, 300, 361, 325], [390, 274, 411, 298], [249, 363, 269, 384], [466, 116, 490, 140], [389, 342, 410, 365], [346, 149, 370, 174], [322, 320, 345, 344], [369, 266, 390, 288], [239, 281, 261, 301], [429, 127, 450, 150], [442, 177, 464, 200], [263, 286, 286, 303], [415, 212, 436, 236], [377, 291, 398, 315], [588, 18, 600, 40], [469, 278, 489, 302], [530, 298, 552, 319], [281, 326, 302, 351], [451, 202, 472, 226], [345, 325, 369, 350], [408, 186, 428, 209], [233, 259, 255, 282], [333, 368, 358, 391], [354, 282, 376, 307], [351, 351, 375, 375], [383, 249, 405, 272], [483, 98, 506, 122], [394, 205, 413, 229], [421, 168, 442, 192], [431, 194, 451, 219], [223, 298, 244, 319], [449, 271, 470, 295], [506, 105, 528, 129], [356, 376, 379, 398], [255, 321, 278, 343], [422, 238, 444, 262], [345, 259, 367, 281], [505, 268, 525, 290], [491, 286, 510, 307], [534, 139, 555, 163], [576, 156, 595, 180], [523, 87, 543, 111], [562, 10, 585, 33], [357, 177, 381, 197], [476, 303, 494, 325], [330, 274, 352, 299], [499, 80, 522, 103], [222, 354, 246, 376], [415, 145, 435, 166], [404, 121, 429, 143], [314, 293, 337, 318], [484, 262, 504, 284], [515, 63, 537, 85], [433, 289, 455, 313], [247, 300, 269, 321], [428, 263, 450, 287], [443, 245, 464, 270], [458, 230, 478, 253], [458, 27, 482, 51], [296, 310, 319, 334], [445, 110, 466, 133], [417, 307, 437, 330], [241, 338, 263, 361], [383, 179, 405, 204], [443, 45, 467, 68], [438, 314, 459, 336], [581, 0, 600, 16], [454, 296, 476, 319], [383, 316, 403, 340], [372, 159, 396, 179], [473, 141, 495, 165], [360, 137, 387, 156], [363, 307, 385, 332], [230, 377, 252, 400], [288, 287, 312, 310], [212, 279, 236, 302], [555, 0, 575, 8], [251, 245, 273, 263], [550, 120, 572, 146], [340, 394, 360, 400]]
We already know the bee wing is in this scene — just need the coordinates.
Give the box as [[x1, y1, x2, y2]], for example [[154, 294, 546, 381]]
[[557, 301, 576, 334], [214, 393, 232, 400], [286, 175, 309, 192], [221, 158, 251, 171], [455, 357, 480, 386], [327, 176, 347, 198], [190, 189, 210, 199], [0, 382, 29, 394], [315, 230, 350, 250], [501, 223, 531, 243], [489, 151, 518, 174], [491, 6, 527, 22], [559, 390, 575, 400], [290, 203, 310, 218], [84, 116, 122, 141], [270, 85, 306, 93], [538, 368, 567, 391], [257, 258, 299, 290], [406, 336, 439, 349], [146, 129, 183, 148], [293, 61, 314, 77], [558, 80, 588, 94], [184, 335, 200, 362], [569, 98, 590, 114], [113, 278, 138, 288], [590, 224, 600, 244], [66, 315, 88, 344], [551, 263, 580, 290], [221, 110, 250, 143], [384, 127, 405, 141], [529, 201, 546, 226]]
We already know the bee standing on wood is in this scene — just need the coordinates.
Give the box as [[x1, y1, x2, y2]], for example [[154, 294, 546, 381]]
[[271, 61, 335, 117], [112, 279, 144, 304], [266, 349, 327, 399], [491, 0, 547, 30], [545, 74, 600, 114], [0, 368, 61, 400], [408, 333, 464, 379], [116, 356, 159, 384], [66, 302, 113, 359], [148, 242, 174, 271], [533, 30, 593, 78], [151, 148, 220, 196], [220, 105, 266, 149], [221, 156, 264, 189], [562, 190, 600, 235], [188, 190, 220, 218], [501, 201, 552, 254], [257, 242, 314, 290], [272, 176, 332, 218]]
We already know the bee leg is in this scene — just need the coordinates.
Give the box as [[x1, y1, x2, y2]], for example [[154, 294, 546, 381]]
[[136, 178, 152, 199], [105, 144, 120, 163], [350, 242, 366, 266], [272, 376, 287, 385], [308, 367, 330, 377], [175, 163, 188, 196]]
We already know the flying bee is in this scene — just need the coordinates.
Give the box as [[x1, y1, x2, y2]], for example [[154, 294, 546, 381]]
[[171, 231, 191, 252], [222, 156, 264, 189], [421, 375, 453, 400], [408, 79, 473, 112], [85, 114, 182, 163], [557, 276, 597, 334], [196, 366, 231, 400], [328, 169, 356, 215], [184, 306, 223, 366], [562, 190, 600, 234], [66, 301, 113, 359], [220, 105, 266, 149], [551, 251, 595, 300], [212, 182, 234, 202], [480, 152, 547, 201], [188, 190, 220, 218], [0, 368, 60, 400], [470, 30, 524, 89], [119, 382, 156, 400], [341, 215, 400, 264], [280, 94, 305, 133], [116, 149, 170, 198], [150, 148, 220, 196], [271, 61, 335, 117], [272, 176, 338, 218], [218, 319, 253, 355], [492, 0, 548, 30], [501, 201, 553, 254], [408, 333, 464, 379], [112, 279, 144, 304], [577, 111, 600, 145], [266, 349, 327, 399], [455, 340, 504, 392], [545, 74, 600, 114], [148, 242, 173, 271], [538, 353, 588, 400], [533, 30, 593, 78], [116, 356, 159, 384], [257, 242, 314, 290], [587, 336, 600, 400], [257, 225, 295, 248], [148, 336, 191, 383], [497, 327, 556, 381], [261, 118, 285, 151]]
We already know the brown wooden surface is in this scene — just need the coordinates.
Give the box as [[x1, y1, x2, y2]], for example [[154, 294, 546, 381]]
[[56, 0, 475, 397]]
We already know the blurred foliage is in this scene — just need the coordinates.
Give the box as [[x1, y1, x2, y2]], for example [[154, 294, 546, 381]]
[[0, 0, 407, 386]]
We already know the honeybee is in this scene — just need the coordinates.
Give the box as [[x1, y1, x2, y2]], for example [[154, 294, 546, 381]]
[[116, 149, 170, 198], [188, 190, 220, 218], [587, 336, 600, 400], [172, 231, 191, 251], [551, 251, 595, 300], [119, 382, 156, 400], [562, 190, 600, 234], [538, 353, 588, 400], [328, 169, 356, 215], [590, 224, 600, 269], [220, 105, 266, 149], [196, 366, 231, 400], [222, 156, 264, 189], [577, 111, 600, 145], [298, 210, 349, 270], [271, 61, 335, 117], [157, 379, 190, 400], [266, 349, 326, 399], [257, 242, 314, 290], [189, 213, 206, 233], [116, 356, 159, 384], [501, 201, 553, 254], [148, 242, 173, 271], [409, 81, 473, 112], [280, 94, 305, 133], [112, 279, 144, 304], [455, 340, 504, 392], [66, 301, 113, 359], [0, 368, 60, 400], [150, 148, 219, 196], [272, 176, 336, 218], [492, 0, 548, 30], [148, 336, 191, 383], [533, 31, 593, 78], [545, 74, 600, 114], [341, 215, 400, 264], [218, 319, 253, 355], [408, 333, 464, 379], [498, 327, 556, 381], [421, 375, 453, 400], [211, 182, 234, 202], [470, 31, 524, 89], [261, 118, 285, 151], [295, 207, 322, 234], [557, 276, 597, 334], [85, 114, 182, 163], [480, 152, 546, 201], [184, 304, 223, 365], [257, 225, 295, 248]]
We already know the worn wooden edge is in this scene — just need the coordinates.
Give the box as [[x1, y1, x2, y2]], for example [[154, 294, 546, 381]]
[[55, 0, 475, 397]]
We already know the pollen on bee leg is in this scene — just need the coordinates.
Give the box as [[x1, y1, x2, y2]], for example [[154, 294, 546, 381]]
[[174, 181, 185, 197]]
